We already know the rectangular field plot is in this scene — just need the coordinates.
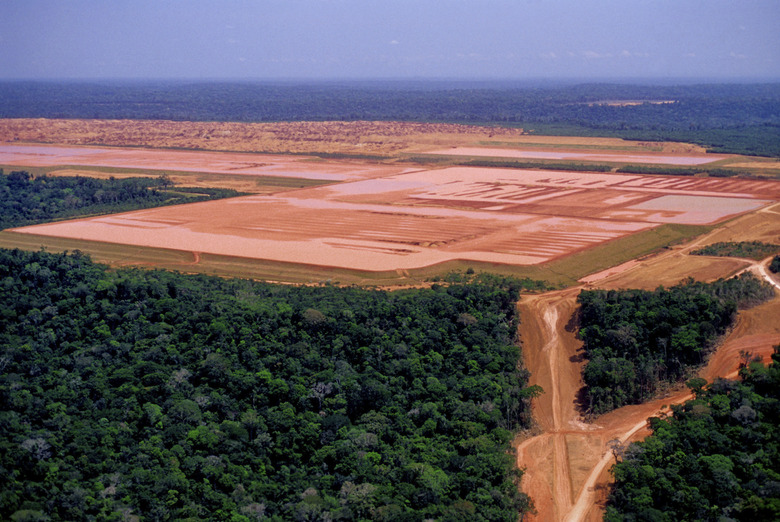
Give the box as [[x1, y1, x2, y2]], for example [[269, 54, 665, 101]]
[[10, 193, 652, 271], [9, 161, 779, 273], [425, 146, 730, 165], [0, 143, 407, 182]]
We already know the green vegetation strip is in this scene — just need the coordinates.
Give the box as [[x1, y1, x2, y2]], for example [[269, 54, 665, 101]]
[[0, 164, 335, 190], [401, 153, 615, 172], [690, 241, 780, 260]]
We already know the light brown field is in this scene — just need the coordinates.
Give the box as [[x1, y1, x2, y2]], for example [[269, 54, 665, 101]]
[[0, 143, 408, 182], [8, 150, 778, 273]]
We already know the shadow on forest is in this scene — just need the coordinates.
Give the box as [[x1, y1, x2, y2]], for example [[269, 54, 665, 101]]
[[573, 384, 591, 416]]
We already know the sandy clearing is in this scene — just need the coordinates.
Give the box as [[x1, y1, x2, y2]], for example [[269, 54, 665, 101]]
[[0, 143, 410, 182], [426, 146, 730, 165]]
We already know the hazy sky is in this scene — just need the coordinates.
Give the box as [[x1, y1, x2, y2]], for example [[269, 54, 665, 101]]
[[1, 0, 778, 80]]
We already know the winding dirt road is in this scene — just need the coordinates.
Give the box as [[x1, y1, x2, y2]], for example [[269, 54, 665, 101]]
[[516, 274, 780, 521]]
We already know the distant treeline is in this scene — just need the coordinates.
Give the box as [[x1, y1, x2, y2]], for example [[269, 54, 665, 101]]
[[1, 81, 779, 156], [576, 275, 775, 415], [0, 170, 242, 230]]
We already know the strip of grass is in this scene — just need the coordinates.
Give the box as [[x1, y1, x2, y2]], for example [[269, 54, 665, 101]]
[[538, 224, 712, 285], [0, 232, 430, 286], [0, 231, 197, 266]]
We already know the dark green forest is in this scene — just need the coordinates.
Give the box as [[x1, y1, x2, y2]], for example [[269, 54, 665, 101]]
[[576, 276, 774, 415], [769, 255, 780, 274], [605, 351, 780, 521], [1, 81, 779, 156], [0, 170, 242, 230], [690, 241, 780, 260], [0, 248, 537, 521]]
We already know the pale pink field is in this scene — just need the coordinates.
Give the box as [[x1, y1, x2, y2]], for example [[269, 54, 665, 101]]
[[10, 163, 778, 272], [0, 143, 407, 182], [426, 146, 730, 165]]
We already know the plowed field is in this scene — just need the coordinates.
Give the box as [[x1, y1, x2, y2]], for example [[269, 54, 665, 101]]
[[7, 153, 777, 272]]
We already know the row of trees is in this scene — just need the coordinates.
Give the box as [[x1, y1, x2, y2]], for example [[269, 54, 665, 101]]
[[576, 276, 774, 414], [691, 241, 780, 260], [606, 351, 780, 520], [0, 170, 241, 230], [0, 248, 537, 521], [1, 81, 779, 156]]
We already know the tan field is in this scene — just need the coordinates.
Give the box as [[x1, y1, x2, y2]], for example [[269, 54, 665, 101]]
[[2, 120, 780, 520], [5, 147, 777, 274]]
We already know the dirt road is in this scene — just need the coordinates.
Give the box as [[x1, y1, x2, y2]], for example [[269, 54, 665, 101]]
[[516, 285, 780, 521]]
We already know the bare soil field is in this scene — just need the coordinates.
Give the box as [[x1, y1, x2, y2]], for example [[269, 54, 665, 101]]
[[0, 143, 409, 183], [8, 156, 777, 274], [426, 146, 730, 165]]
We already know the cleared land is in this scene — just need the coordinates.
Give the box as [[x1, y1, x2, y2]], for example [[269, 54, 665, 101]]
[[426, 146, 730, 165], [6, 148, 777, 274]]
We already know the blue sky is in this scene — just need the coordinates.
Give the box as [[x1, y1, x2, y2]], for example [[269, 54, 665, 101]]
[[1, 0, 778, 80]]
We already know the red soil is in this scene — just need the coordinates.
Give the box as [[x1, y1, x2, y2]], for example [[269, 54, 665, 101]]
[[9, 153, 777, 273]]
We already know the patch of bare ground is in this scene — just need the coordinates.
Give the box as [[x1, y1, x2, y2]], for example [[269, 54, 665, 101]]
[[0, 118, 527, 156], [586, 202, 780, 290]]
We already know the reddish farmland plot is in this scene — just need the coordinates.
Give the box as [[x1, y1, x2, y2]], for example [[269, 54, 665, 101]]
[[8, 151, 777, 272]]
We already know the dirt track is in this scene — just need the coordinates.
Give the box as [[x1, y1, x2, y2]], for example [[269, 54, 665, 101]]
[[516, 263, 780, 521]]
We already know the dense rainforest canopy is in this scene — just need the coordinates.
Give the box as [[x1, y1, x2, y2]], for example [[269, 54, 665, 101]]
[[576, 276, 774, 415], [1, 81, 779, 156], [606, 352, 780, 521], [0, 248, 537, 521]]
